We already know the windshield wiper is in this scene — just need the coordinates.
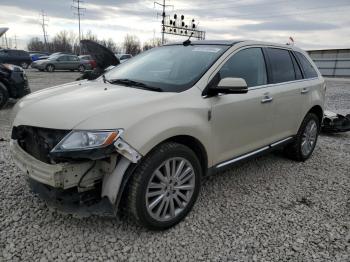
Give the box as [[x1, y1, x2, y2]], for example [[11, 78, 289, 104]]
[[106, 78, 163, 92]]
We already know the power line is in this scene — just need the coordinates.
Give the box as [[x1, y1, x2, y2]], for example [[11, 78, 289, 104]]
[[72, 0, 86, 42], [154, 0, 173, 44], [40, 10, 49, 50]]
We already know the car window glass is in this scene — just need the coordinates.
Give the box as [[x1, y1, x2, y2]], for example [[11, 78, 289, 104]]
[[0, 51, 8, 56], [295, 52, 318, 78], [290, 52, 303, 80], [219, 47, 267, 87], [58, 56, 68, 61], [266, 48, 295, 83]]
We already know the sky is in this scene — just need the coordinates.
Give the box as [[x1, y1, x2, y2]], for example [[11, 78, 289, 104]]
[[0, 0, 350, 50]]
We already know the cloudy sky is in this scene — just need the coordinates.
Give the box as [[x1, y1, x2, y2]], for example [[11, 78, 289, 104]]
[[1, 0, 350, 50]]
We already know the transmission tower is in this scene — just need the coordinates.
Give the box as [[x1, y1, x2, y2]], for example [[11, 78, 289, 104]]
[[72, 0, 86, 42], [154, 0, 173, 44], [40, 10, 49, 50]]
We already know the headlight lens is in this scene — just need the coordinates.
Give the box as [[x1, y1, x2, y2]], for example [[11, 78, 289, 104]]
[[52, 130, 121, 152]]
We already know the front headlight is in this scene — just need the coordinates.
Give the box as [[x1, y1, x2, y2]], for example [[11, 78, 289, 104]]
[[51, 129, 122, 152]]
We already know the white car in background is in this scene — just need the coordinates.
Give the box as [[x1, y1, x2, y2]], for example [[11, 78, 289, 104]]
[[11, 40, 325, 230]]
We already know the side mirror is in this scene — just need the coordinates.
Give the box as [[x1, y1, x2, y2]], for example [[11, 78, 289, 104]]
[[216, 77, 248, 94]]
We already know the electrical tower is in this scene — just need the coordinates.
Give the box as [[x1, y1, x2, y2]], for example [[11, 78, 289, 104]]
[[154, 0, 173, 44], [72, 0, 86, 42], [40, 10, 49, 50]]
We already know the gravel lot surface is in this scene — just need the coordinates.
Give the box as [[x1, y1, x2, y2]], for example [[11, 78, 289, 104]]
[[0, 70, 349, 261]]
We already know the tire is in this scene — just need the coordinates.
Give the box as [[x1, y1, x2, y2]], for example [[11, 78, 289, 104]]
[[78, 65, 86, 72], [20, 62, 29, 69], [0, 82, 9, 109], [284, 113, 320, 161], [127, 142, 202, 230], [38, 69, 44, 72], [46, 64, 55, 72]]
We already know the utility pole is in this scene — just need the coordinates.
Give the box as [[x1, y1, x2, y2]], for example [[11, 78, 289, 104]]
[[40, 10, 49, 51], [14, 34, 17, 49], [154, 0, 173, 44], [72, 0, 85, 42]]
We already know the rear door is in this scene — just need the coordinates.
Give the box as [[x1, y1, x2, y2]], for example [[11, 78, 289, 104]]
[[210, 47, 277, 165], [263, 47, 303, 140], [55, 55, 69, 69], [67, 55, 80, 70]]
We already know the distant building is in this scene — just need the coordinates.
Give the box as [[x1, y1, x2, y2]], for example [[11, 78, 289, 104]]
[[307, 48, 350, 77]]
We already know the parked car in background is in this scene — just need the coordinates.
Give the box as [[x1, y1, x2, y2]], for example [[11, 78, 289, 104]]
[[10, 40, 325, 229], [0, 49, 32, 69], [79, 55, 97, 69], [31, 54, 92, 72], [29, 52, 51, 62], [0, 63, 30, 108], [115, 53, 132, 63]]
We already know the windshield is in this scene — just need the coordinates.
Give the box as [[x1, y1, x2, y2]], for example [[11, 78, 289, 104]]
[[105, 45, 229, 92]]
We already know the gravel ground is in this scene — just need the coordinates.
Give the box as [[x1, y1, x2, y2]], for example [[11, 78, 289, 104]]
[[0, 71, 349, 261]]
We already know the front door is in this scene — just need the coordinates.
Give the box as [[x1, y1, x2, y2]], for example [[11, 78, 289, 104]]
[[210, 47, 276, 166]]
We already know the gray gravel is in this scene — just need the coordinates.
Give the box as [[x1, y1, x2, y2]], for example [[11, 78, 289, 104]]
[[0, 71, 349, 261]]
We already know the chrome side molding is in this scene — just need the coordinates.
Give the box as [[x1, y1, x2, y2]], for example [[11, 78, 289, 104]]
[[216, 136, 294, 169]]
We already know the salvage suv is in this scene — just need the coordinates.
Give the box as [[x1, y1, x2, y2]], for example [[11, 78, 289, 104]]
[[10, 40, 325, 229]]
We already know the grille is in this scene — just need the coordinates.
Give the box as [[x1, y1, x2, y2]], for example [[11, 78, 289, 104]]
[[12, 126, 70, 164]]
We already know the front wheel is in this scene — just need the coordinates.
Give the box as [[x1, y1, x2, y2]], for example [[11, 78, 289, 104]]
[[46, 64, 55, 72], [127, 142, 201, 230], [284, 113, 320, 161], [78, 65, 86, 72]]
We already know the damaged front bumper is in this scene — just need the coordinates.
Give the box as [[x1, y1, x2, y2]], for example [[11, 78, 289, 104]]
[[10, 137, 142, 211], [322, 111, 350, 133]]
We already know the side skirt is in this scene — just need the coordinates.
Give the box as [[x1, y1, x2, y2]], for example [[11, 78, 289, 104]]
[[207, 136, 295, 176]]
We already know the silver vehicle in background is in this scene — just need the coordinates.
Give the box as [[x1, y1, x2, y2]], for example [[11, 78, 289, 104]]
[[31, 54, 92, 72], [115, 53, 132, 63]]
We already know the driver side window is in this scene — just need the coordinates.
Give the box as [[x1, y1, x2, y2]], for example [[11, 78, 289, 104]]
[[219, 48, 267, 87]]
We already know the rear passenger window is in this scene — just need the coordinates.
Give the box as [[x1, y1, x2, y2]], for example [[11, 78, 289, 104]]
[[290, 53, 303, 80], [266, 48, 295, 83], [219, 48, 267, 87], [295, 52, 318, 78]]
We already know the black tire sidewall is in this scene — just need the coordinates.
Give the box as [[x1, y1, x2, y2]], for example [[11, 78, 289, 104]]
[[296, 113, 320, 160], [134, 143, 201, 230]]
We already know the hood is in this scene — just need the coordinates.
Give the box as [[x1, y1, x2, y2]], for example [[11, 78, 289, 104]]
[[13, 80, 176, 130], [80, 40, 120, 69]]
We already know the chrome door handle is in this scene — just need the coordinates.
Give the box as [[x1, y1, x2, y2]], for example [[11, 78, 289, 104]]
[[261, 96, 273, 103], [301, 88, 309, 94]]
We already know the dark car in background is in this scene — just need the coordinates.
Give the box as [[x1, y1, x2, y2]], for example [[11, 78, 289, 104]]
[[79, 55, 97, 69], [0, 63, 30, 108], [31, 54, 92, 72], [0, 49, 32, 69]]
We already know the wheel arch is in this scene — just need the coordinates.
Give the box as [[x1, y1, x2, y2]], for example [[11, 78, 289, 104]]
[[307, 105, 323, 125]]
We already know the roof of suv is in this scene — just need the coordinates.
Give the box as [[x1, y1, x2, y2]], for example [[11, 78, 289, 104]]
[[164, 40, 305, 52]]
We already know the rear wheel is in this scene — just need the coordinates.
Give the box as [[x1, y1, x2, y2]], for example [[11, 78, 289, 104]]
[[0, 82, 9, 109], [127, 142, 201, 230], [284, 113, 320, 161], [46, 64, 55, 72]]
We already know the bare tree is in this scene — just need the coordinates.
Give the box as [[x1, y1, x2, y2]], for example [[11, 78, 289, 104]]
[[51, 31, 72, 53], [27, 37, 46, 51], [143, 37, 162, 51], [123, 34, 141, 56]]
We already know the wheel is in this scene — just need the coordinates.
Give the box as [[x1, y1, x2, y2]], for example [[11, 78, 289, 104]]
[[70, 69, 75, 72], [46, 64, 55, 72], [127, 142, 201, 230], [0, 82, 9, 109], [284, 113, 320, 161], [78, 65, 86, 72], [20, 62, 29, 69], [38, 69, 44, 72]]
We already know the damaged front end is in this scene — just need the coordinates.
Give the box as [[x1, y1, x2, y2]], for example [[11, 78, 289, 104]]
[[10, 125, 142, 214], [322, 111, 350, 133]]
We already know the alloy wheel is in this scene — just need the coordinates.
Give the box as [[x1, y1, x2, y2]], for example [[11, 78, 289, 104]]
[[301, 119, 318, 156], [146, 157, 196, 222], [21, 62, 28, 69]]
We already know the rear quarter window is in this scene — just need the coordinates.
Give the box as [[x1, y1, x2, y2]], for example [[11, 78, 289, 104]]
[[266, 48, 296, 84], [295, 52, 318, 79]]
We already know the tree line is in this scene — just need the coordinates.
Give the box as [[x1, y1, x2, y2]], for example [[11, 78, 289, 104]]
[[27, 30, 162, 56]]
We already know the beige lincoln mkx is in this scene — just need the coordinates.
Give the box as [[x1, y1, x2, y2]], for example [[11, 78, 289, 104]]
[[10, 40, 325, 229]]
